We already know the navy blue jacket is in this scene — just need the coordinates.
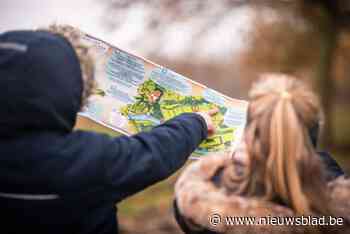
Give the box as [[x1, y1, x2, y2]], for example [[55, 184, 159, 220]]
[[0, 30, 208, 234]]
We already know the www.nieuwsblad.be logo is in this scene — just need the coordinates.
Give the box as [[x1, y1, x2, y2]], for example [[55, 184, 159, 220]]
[[209, 214, 344, 226]]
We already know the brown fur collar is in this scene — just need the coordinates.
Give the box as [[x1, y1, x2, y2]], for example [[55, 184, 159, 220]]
[[175, 154, 350, 234]]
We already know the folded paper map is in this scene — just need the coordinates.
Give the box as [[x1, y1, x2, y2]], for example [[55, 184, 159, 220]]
[[76, 33, 248, 157]]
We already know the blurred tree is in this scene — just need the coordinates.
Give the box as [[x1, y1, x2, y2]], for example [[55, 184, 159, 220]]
[[303, 0, 350, 146], [240, 0, 350, 146]]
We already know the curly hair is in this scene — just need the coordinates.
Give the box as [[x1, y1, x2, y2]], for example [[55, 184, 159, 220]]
[[38, 24, 96, 109]]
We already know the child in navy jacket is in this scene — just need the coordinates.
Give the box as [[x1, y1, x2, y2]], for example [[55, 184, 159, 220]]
[[0, 26, 215, 234]]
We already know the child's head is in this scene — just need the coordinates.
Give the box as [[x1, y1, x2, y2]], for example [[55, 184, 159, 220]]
[[241, 74, 329, 215], [39, 24, 96, 108], [247, 73, 322, 148], [0, 26, 94, 136]]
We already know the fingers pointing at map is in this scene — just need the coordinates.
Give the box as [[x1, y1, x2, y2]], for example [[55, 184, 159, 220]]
[[207, 108, 220, 117], [197, 108, 219, 137]]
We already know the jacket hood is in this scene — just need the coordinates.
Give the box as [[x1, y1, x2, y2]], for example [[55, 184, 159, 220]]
[[0, 30, 83, 137]]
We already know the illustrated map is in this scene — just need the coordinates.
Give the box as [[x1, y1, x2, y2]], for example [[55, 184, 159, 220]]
[[77, 33, 248, 157]]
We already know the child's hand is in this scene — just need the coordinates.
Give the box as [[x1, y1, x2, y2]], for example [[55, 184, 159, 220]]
[[197, 108, 219, 137]]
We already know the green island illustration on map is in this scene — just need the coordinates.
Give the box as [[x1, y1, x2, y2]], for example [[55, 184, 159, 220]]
[[119, 80, 235, 154]]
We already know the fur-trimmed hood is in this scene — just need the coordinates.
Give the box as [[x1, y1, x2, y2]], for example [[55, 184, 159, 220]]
[[175, 153, 350, 234]]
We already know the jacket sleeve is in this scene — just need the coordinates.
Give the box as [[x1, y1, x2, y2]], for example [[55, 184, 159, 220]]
[[318, 151, 345, 181], [103, 113, 208, 202]]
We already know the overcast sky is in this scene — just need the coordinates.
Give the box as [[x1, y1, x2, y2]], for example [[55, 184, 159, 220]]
[[0, 0, 106, 39], [1, 0, 253, 60]]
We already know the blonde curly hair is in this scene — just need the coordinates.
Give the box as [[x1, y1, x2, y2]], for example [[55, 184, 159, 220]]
[[39, 24, 96, 109]]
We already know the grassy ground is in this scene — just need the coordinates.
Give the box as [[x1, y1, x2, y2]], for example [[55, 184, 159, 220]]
[[118, 174, 177, 218]]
